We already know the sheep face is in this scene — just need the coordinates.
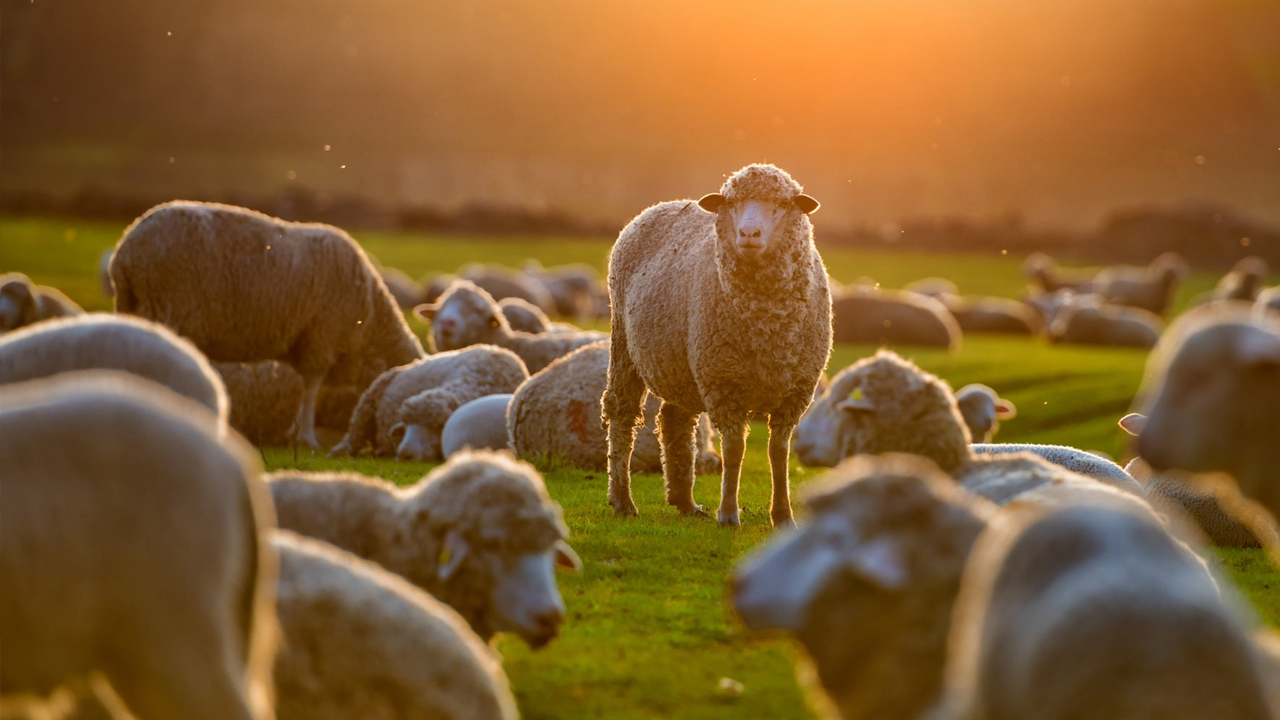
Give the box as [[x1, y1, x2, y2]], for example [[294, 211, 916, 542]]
[[394, 422, 441, 462], [415, 280, 507, 352], [956, 385, 1016, 444], [0, 280, 33, 331], [697, 163, 819, 263]]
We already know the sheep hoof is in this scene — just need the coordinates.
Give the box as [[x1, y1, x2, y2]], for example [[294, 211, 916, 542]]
[[717, 510, 741, 527], [772, 516, 797, 531], [676, 503, 706, 518], [609, 497, 639, 516]]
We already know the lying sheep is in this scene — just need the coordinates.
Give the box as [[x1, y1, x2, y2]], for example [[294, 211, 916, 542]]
[[831, 285, 961, 349], [442, 394, 516, 458], [902, 277, 959, 297], [1047, 296, 1162, 348], [1132, 305, 1280, 530], [938, 295, 1040, 336], [1090, 251, 1188, 315], [272, 531, 518, 720], [213, 360, 358, 447], [522, 260, 604, 319], [268, 450, 581, 646], [1122, 453, 1273, 548], [793, 350, 1144, 495], [416, 279, 605, 373], [0, 372, 277, 720], [330, 345, 528, 462], [459, 263, 556, 313], [941, 501, 1277, 720], [954, 384, 1016, 442], [0, 313, 228, 422], [604, 164, 831, 527], [0, 272, 83, 332], [1023, 252, 1097, 293], [507, 342, 721, 474], [111, 200, 424, 448]]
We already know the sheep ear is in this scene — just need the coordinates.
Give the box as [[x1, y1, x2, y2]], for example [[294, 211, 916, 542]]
[[836, 387, 875, 414], [553, 540, 582, 571], [698, 193, 727, 213], [995, 399, 1017, 420], [793, 194, 820, 215], [413, 303, 438, 321], [1118, 413, 1147, 437], [1238, 332, 1280, 369], [389, 422, 407, 441], [438, 529, 470, 582], [848, 536, 909, 590]]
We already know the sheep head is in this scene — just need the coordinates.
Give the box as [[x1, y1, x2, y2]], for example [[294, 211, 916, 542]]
[[414, 279, 509, 352], [698, 163, 818, 264]]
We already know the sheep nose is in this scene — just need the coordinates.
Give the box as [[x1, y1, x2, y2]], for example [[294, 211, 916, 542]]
[[438, 318, 457, 330], [739, 227, 762, 239]]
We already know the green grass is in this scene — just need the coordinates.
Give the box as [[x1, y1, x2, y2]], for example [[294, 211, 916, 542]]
[[3, 215, 1278, 720]]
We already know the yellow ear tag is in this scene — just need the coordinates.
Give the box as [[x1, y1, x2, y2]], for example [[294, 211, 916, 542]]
[[849, 387, 865, 401], [438, 545, 452, 567]]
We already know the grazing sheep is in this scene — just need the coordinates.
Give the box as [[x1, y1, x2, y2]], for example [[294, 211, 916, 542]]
[[507, 342, 722, 474], [1132, 305, 1280, 527], [213, 361, 358, 447], [603, 164, 831, 527], [416, 279, 605, 372], [0, 372, 277, 720], [954, 384, 1016, 442], [1047, 297, 1162, 348], [1215, 256, 1271, 303], [329, 345, 529, 462], [1122, 454, 1273, 548], [271, 531, 518, 720], [110, 200, 424, 448], [0, 272, 83, 332], [459, 263, 556, 313], [377, 264, 424, 310], [1090, 251, 1188, 315], [1258, 286, 1280, 315], [442, 394, 515, 458], [267, 450, 581, 646], [0, 313, 227, 421], [941, 501, 1276, 720], [1023, 253, 1096, 293], [522, 260, 605, 319], [831, 285, 961, 349]]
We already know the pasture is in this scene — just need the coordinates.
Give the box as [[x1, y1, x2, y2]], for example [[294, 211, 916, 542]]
[[2, 215, 1277, 720]]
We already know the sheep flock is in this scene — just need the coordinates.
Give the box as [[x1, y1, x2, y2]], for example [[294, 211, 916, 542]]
[[4, 165, 1280, 720]]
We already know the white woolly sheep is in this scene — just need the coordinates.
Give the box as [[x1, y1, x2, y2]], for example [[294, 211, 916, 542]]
[[110, 200, 424, 448], [1047, 296, 1162, 348], [460, 262, 556, 313], [732, 452, 1151, 720], [1131, 305, 1280, 529], [267, 450, 581, 646], [1090, 251, 1188, 316], [1121, 454, 1274, 548], [442, 394, 516, 458], [522, 260, 606, 319], [941, 500, 1276, 720], [954, 384, 1016, 442], [603, 163, 831, 527], [1023, 252, 1097, 293], [213, 360, 359, 447], [507, 342, 721, 474], [0, 372, 277, 720], [271, 531, 518, 720], [416, 279, 605, 373], [0, 272, 83, 333], [330, 344, 529, 462], [0, 313, 228, 422], [939, 295, 1040, 336], [831, 285, 961, 349]]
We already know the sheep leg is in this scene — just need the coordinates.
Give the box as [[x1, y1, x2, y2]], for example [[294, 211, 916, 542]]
[[291, 374, 323, 450], [657, 401, 701, 516], [602, 329, 645, 516], [715, 421, 748, 527], [767, 421, 796, 528]]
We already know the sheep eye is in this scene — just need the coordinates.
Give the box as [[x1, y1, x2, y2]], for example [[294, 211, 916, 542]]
[[488, 317, 500, 328]]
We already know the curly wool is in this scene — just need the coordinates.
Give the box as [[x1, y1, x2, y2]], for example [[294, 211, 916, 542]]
[[1126, 457, 1273, 548]]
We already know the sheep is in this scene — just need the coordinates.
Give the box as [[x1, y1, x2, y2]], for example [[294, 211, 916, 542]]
[[0, 371, 277, 720], [271, 531, 518, 720], [500, 296, 552, 333], [377, 264, 424, 310], [603, 163, 831, 527], [1023, 252, 1096, 293], [902, 277, 959, 297], [732, 452, 1150, 720], [1130, 304, 1280, 529], [1258, 286, 1280, 316], [213, 360, 359, 447], [329, 344, 529, 462], [1122, 454, 1274, 548], [1021, 287, 1085, 326], [522, 260, 605, 319], [938, 295, 1040, 336], [507, 342, 721, 474], [792, 350, 1145, 495], [831, 285, 961, 349], [954, 384, 1016, 442], [0, 313, 228, 422], [0, 272, 83, 332], [267, 450, 581, 646], [940, 500, 1277, 720], [1214, 256, 1271, 303], [442, 393, 515, 458], [1090, 250, 1188, 315], [419, 271, 454, 304], [415, 279, 605, 372], [1047, 296, 1162, 348], [459, 262, 556, 313], [110, 200, 424, 449]]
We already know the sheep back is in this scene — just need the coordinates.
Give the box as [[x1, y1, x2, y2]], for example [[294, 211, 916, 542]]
[[831, 288, 960, 349]]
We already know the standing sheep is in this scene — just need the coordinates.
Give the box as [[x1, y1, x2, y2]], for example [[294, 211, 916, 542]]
[[0, 272, 83, 333], [1090, 251, 1188, 315], [271, 531, 518, 720], [603, 163, 831, 527], [1023, 253, 1096, 293], [0, 313, 227, 422], [1047, 297, 1162, 348], [329, 345, 529, 461], [110, 200, 424, 449], [0, 372, 277, 720], [507, 342, 721, 474], [415, 279, 605, 372], [831, 285, 961, 348], [954, 384, 1016, 443], [941, 501, 1277, 720], [268, 450, 581, 646]]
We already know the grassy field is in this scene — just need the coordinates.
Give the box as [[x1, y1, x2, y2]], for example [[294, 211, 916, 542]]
[[3, 215, 1278, 720]]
